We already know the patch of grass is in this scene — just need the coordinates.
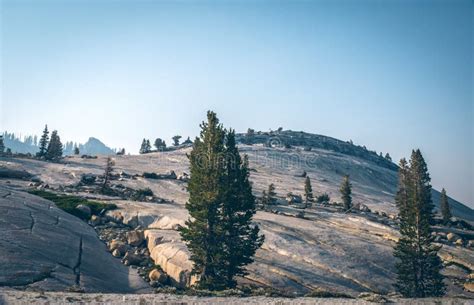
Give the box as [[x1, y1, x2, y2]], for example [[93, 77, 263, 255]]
[[305, 288, 352, 298], [28, 189, 117, 220]]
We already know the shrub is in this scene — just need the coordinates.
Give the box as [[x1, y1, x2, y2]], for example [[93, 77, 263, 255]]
[[28, 190, 117, 220], [316, 193, 330, 204], [131, 188, 154, 201]]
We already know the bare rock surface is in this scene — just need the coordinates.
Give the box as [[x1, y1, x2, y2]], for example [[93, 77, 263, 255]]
[[0, 186, 150, 293], [0, 289, 471, 305]]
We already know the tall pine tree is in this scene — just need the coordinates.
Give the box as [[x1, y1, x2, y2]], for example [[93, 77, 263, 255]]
[[304, 176, 314, 207], [221, 130, 264, 288], [45, 130, 63, 161], [37, 125, 49, 158], [179, 111, 228, 289], [440, 188, 451, 224], [179, 111, 264, 290], [340, 175, 352, 211], [393, 150, 445, 297]]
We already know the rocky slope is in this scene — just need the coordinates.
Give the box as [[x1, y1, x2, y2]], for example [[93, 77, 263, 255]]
[[0, 135, 473, 297], [0, 185, 150, 293]]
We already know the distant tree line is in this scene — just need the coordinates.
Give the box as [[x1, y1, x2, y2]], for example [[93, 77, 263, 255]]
[[139, 135, 193, 154]]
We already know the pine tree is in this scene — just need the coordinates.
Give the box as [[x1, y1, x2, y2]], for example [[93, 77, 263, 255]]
[[145, 139, 152, 152], [183, 137, 193, 145], [139, 139, 148, 154], [340, 175, 352, 211], [0, 135, 5, 155], [102, 157, 114, 192], [179, 111, 227, 289], [172, 135, 182, 146], [37, 125, 49, 158], [304, 176, 314, 207], [74, 146, 80, 155], [385, 153, 392, 162], [179, 111, 263, 290], [267, 183, 277, 205], [221, 130, 264, 288], [45, 130, 63, 161], [440, 188, 451, 224], [154, 138, 166, 151], [393, 150, 445, 297]]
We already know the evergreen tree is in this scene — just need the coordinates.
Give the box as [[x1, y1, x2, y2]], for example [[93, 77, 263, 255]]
[[304, 176, 314, 207], [385, 153, 392, 162], [266, 183, 277, 205], [393, 150, 445, 297], [179, 111, 264, 290], [172, 135, 182, 146], [74, 146, 80, 155], [440, 188, 451, 224], [0, 135, 5, 155], [340, 175, 352, 211], [221, 130, 264, 288], [154, 138, 166, 151], [102, 157, 114, 192], [45, 130, 63, 161], [37, 125, 49, 158], [139, 139, 150, 154], [183, 137, 193, 145], [179, 111, 227, 289]]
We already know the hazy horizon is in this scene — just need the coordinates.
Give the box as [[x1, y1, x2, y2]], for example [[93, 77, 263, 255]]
[[1, 0, 472, 206]]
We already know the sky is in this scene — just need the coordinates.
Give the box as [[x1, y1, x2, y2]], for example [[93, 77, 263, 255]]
[[0, 0, 472, 206]]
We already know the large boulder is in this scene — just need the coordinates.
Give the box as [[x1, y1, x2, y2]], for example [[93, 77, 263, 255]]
[[76, 204, 91, 217], [126, 230, 144, 247], [0, 186, 150, 293], [0, 168, 33, 180], [145, 230, 196, 288]]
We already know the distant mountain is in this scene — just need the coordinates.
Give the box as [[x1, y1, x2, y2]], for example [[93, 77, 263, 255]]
[[2, 132, 115, 156], [78, 137, 115, 155]]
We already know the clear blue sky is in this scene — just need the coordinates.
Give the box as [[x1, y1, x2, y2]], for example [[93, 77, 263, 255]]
[[0, 0, 472, 206]]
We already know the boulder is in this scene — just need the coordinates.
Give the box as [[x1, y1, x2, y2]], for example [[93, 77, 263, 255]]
[[149, 269, 168, 284], [447, 232, 459, 242], [108, 239, 128, 256], [112, 249, 122, 257], [123, 252, 144, 266], [455, 238, 464, 246], [177, 172, 190, 182], [468, 240, 474, 248], [76, 204, 91, 217], [464, 282, 474, 293], [0, 168, 33, 180], [0, 186, 150, 293], [90, 215, 101, 226], [127, 230, 144, 247]]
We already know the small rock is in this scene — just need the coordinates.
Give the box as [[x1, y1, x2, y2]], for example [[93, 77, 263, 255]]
[[126, 230, 144, 247], [90, 215, 101, 226], [112, 249, 122, 257], [447, 232, 459, 242], [76, 204, 91, 217], [149, 268, 167, 284], [468, 240, 474, 248], [123, 252, 143, 266], [455, 238, 464, 246], [108, 239, 127, 255]]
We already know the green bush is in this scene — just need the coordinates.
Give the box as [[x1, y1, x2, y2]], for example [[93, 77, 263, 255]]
[[131, 188, 154, 201], [28, 189, 117, 220]]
